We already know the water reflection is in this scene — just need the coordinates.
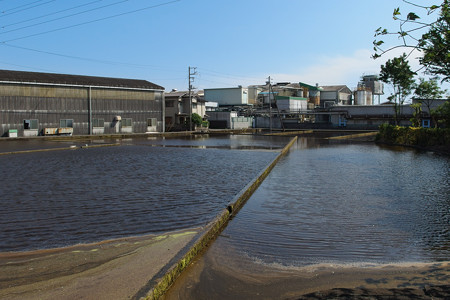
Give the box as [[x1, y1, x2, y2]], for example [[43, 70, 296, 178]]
[[0, 136, 287, 252], [220, 138, 450, 265], [137, 134, 289, 150]]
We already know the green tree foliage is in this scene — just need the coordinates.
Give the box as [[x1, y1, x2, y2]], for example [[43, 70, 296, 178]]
[[373, 1, 450, 82], [413, 77, 447, 126], [419, 2, 450, 81], [410, 102, 422, 127], [413, 77, 446, 99], [432, 100, 450, 127], [191, 113, 202, 126], [379, 54, 416, 124]]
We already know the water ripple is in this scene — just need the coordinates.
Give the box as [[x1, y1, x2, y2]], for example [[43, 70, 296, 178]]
[[221, 141, 450, 266], [0, 139, 282, 252]]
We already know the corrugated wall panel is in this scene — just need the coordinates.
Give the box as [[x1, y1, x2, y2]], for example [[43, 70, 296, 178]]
[[1, 83, 163, 136]]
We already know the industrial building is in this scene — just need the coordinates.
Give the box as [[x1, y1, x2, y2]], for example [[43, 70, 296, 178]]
[[0, 70, 164, 137], [320, 85, 353, 107], [316, 99, 448, 129], [355, 75, 384, 105], [204, 86, 249, 106]]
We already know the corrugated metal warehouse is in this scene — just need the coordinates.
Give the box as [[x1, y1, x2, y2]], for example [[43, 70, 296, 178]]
[[0, 70, 165, 137]]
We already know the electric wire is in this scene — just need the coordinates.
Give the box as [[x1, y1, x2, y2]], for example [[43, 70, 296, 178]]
[[1, 43, 185, 73], [198, 67, 262, 81], [1, 0, 104, 29], [1, 0, 180, 42], [197, 74, 257, 89], [0, 0, 130, 35], [0, 0, 55, 17], [0, 60, 58, 73]]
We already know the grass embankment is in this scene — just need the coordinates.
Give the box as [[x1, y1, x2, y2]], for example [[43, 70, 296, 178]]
[[376, 124, 450, 154]]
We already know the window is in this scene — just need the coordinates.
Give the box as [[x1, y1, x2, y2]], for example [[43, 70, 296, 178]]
[[147, 118, 157, 127], [93, 118, 104, 128], [60, 119, 73, 128], [422, 119, 431, 128], [165, 100, 175, 107], [24, 119, 38, 130], [122, 118, 132, 127]]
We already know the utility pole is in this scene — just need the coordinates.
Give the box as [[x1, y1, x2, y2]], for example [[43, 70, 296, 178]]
[[188, 66, 197, 131], [267, 76, 272, 133]]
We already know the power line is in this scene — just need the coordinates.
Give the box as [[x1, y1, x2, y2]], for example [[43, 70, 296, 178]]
[[196, 76, 243, 88], [0, 0, 130, 35], [1, 0, 55, 17], [1, 43, 185, 73], [1, 0, 181, 42], [0, 60, 57, 73], [2, 0, 103, 29], [198, 67, 262, 81]]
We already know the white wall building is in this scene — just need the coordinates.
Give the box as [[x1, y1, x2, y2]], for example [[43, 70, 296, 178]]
[[276, 96, 308, 112], [204, 87, 248, 106]]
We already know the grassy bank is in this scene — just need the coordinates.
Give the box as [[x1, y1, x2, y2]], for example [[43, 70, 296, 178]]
[[376, 124, 450, 154]]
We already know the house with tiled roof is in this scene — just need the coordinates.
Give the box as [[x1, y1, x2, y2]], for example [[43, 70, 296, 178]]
[[164, 90, 206, 131]]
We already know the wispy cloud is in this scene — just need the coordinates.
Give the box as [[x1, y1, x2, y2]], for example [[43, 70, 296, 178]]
[[271, 48, 423, 89]]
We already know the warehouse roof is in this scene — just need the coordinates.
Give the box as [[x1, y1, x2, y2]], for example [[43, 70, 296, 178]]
[[0, 69, 164, 90], [320, 85, 352, 93], [165, 90, 206, 102]]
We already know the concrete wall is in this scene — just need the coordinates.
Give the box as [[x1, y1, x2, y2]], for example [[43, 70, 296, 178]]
[[254, 116, 283, 129], [231, 117, 253, 129], [328, 104, 414, 129], [207, 111, 237, 129]]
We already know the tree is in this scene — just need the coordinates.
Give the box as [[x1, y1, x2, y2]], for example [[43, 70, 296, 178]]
[[410, 102, 422, 127], [380, 54, 416, 125], [432, 100, 450, 127], [419, 2, 450, 81], [191, 113, 202, 126], [373, 1, 450, 82], [413, 77, 447, 126], [414, 77, 447, 99]]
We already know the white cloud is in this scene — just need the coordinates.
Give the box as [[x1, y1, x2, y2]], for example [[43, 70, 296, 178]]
[[270, 48, 424, 89], [196, 47, 450, 100]]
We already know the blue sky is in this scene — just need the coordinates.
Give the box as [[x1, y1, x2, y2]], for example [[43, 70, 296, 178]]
[[0, 0, 447, 97]]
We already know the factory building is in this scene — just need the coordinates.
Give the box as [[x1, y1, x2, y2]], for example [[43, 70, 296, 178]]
[[354, 75, 384, 105], [0, 70, 164, 137], [320, 85, 353, 107], [204, 86, 248, 106]]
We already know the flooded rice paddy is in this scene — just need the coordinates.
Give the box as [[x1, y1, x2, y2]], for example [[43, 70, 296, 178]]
[[219, 137, 450, 266], [0, 135, 287, 252], [0, 134, 449, 268]]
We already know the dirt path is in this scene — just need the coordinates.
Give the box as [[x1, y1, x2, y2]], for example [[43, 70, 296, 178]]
[[164, 240, 450, 300], [0, 229, 199, 300]]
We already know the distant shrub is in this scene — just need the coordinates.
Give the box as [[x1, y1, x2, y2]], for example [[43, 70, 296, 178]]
[[377, 124, 450, 149], [191, 113, 202, 126]]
